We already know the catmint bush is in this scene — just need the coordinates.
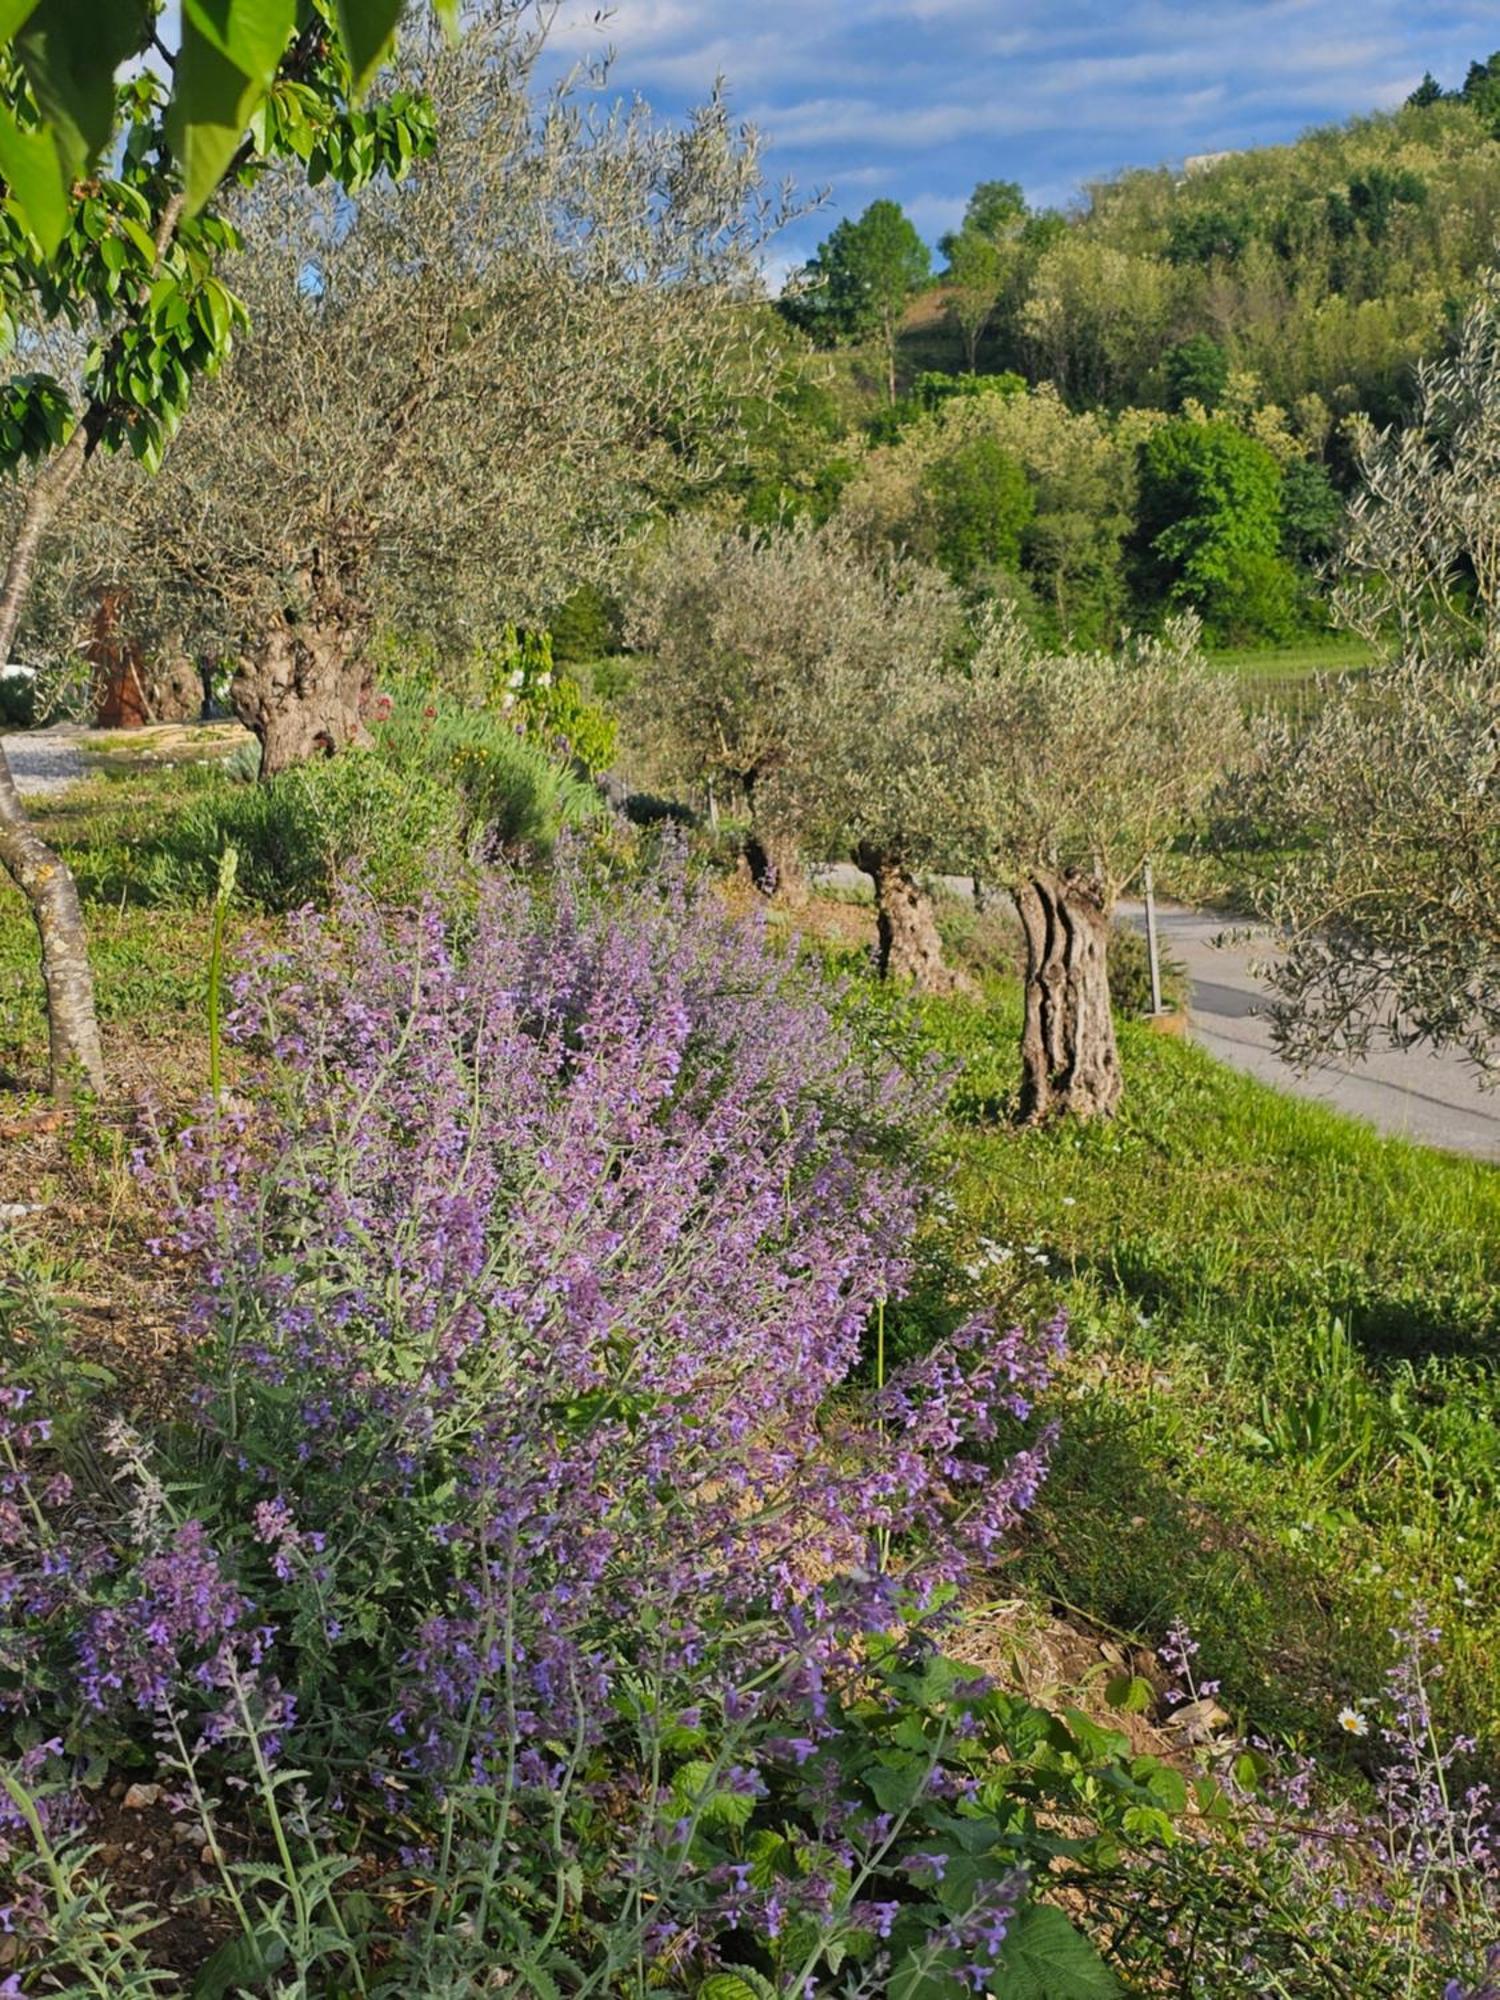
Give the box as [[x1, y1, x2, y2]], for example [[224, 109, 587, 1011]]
[[1105, 1614, 1500, 1996], [6, 855, 1077, 1995]]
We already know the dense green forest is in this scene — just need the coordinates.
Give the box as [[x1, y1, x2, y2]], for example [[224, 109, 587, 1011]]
[[743, 61, 1500, 647]]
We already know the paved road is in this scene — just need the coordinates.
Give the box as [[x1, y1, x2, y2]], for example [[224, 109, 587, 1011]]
[[817, 864, 1499, 1162], [1114, 902, 1500, 1161]]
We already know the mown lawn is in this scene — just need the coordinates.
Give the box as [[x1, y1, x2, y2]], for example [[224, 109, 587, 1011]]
[[1205, 635, 1375, 681], [911, 983, 1500, 1758]]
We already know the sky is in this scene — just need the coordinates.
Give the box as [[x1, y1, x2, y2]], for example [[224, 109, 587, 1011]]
[[544, 1, 1499, 280]]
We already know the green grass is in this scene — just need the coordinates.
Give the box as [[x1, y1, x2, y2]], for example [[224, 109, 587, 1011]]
[[912, 981, 1500, 1758], [1205, 636, 1376, 680], [7, 760, 1497, 1773]]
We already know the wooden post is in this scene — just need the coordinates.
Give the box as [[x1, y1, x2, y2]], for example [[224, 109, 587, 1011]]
[[1143, 857, 1164, 1016]]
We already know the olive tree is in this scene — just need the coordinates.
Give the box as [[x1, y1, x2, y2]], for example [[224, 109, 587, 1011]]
[[0, 0, 437, 1096], [967, 607, 1243, 1120], [29, 19, 785, 777], [1264, 278, 1500, 1078], [627, 518, 969, 956]]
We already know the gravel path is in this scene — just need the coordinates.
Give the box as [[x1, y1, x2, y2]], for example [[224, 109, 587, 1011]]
[[2, 725, 88, 796]]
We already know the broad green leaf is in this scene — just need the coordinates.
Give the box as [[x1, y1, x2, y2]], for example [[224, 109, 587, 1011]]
[[0, 0, 43, 44], [993, 1905, 1122, 2000], [13, 0, 143, 176], [166, 12, 270, 214], [335, 0, 400, 97], [182, 0, 295, 89], [0, 100, 68, 251]]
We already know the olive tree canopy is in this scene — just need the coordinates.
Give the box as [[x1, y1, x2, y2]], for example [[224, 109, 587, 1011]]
[[25, 12, 791, 774], [1265, 277, 1500, 1078]]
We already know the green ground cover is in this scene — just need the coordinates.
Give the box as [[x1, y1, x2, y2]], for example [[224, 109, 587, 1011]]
[[6, 765, 1494, 1775], [909, 982, 1500, 1757]]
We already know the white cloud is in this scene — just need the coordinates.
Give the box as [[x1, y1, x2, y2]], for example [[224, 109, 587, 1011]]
[[537, 0, 1499, 252]]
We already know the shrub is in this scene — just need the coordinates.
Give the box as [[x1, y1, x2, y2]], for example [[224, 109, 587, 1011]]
[[151, 749, 468, 910], [4, 858, 1096, 1996], [377, 683, 609, 836], [0, 663, 36, 728], [1107, 917, 1188, 1017], [483, 623, 619, 776]]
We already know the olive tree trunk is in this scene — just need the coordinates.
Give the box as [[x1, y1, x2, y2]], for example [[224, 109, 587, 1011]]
[[743, 826, 809, 907], [858, 846, 952, 990], [739, 771, 808, 906], [1014, 867, 1121, 1122], [230, 560, 371, 778], [0, 423, 105, 1097]]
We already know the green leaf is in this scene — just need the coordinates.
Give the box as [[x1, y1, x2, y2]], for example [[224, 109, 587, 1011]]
[[192, 1927, 288, 1999], [671, 1758, 755, 1831], [697, 1973, 779, 2000], [1104, 1673, 1153, 1716], [13, 0, 143, 175], [0, 0, 44, 40], [0, 101, 68, 252], [167, 5, 286, 215], [334, 0, 401, 98], [182, 0, 295, 90], [993, 1905, 1122, 2000]]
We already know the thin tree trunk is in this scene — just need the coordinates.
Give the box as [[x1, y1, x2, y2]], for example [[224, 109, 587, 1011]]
[[0, 197, 183, 1100], [0, 424, 105, 1096], [858, 846, 953, 991], [1014, 867, 1121, 1122]]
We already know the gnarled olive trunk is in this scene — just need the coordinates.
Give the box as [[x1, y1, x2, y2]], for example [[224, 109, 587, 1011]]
[[743, 826, 808, 907], [231, 559, 371, 779], [740, 771, 807, 907], [858, 846, 952, 991], [1014, 867, 1121, 1122]]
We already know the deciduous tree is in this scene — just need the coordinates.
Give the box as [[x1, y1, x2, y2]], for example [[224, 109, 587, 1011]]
[[788, 200, 930, 402], [0, 0, 435, 1096]]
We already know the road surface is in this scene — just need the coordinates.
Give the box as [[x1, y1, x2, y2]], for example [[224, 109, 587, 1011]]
[[817, 865, 1499, 1162], [1115, 901, 1500, 1161], [2, 723, 87, 796]]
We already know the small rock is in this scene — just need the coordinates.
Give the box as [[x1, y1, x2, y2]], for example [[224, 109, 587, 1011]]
[[200, 1845, 217, 1867], [98, 1843, 123, 1865], [174, 1820, 201, 1844], [123, 1782, 162, 1810], [1165, 1696, 1231, 1744]]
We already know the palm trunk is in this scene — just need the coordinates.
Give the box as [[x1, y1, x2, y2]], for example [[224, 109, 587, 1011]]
[[858, 846, 951, 990], [1014, 867, 1120, 1122], [0, 424, 104, 1096]]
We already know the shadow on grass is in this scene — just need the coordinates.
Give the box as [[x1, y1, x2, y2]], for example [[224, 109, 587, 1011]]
[[1020, 1395, 1387, 1747]]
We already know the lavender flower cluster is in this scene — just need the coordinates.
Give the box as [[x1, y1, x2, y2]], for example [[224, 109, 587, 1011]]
[[5, 855, 1066, 1989]]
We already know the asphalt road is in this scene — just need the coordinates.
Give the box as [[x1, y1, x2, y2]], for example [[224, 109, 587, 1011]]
[[817, 864, 1499, 1163], [1115, 901, 1500, 1162]]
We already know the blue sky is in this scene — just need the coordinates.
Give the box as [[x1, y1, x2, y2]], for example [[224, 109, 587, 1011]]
[[547, 1, 1498, 278]]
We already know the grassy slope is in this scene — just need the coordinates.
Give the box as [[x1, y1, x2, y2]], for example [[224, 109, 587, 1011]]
[[912, 982, 1500, 1755], [5, 771, 1497, 1766]]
